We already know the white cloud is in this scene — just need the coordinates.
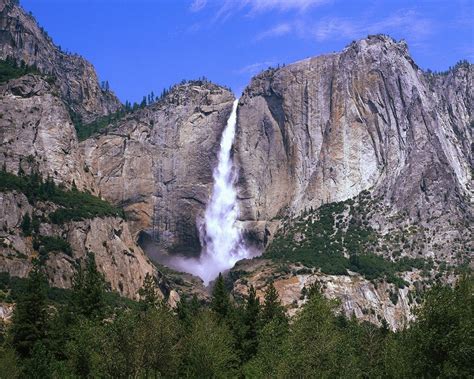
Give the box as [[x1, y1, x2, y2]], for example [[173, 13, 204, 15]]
[[213, 0, 330, 22], [311, 10, 433, 42], [245, 0, 330, 13], [190, 0, 207, 12], [312, 18, 356, 41], [256, 23, 292, 40]]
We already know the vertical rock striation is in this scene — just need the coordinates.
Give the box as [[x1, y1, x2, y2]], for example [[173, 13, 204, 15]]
[[235, 35, 472, 261], [0, 75, 96, 190]]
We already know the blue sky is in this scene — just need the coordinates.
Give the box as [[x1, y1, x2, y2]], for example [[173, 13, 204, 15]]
[[21, 0, 473, 104]]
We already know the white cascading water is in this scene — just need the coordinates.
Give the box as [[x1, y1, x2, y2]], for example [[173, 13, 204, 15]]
[[199, 99, 248, 282], [166, 99, 248, 285]]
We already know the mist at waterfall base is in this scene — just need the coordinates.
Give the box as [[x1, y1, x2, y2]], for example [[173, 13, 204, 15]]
[[143, 100, 251, 285]]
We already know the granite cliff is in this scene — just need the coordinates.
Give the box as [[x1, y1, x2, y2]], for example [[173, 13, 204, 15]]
[[0, 74, 96, 190], [235, 35, 472, 264]]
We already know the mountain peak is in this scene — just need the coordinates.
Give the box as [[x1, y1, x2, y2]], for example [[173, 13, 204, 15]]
[[0, 0, 121, 123]]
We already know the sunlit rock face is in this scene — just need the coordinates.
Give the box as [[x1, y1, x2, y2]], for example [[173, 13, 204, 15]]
[[230, 258, 458, 330], [235, 35, 472, 261], [0, 75, 96, 191], [0, 191, 165, 299]]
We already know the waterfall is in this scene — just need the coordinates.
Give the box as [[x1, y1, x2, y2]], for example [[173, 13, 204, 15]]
[[199, 99, 248, 283], [155, 99, 248, 285]]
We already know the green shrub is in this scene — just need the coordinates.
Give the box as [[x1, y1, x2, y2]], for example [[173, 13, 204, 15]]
[[0, 58, 41, 84], [33, 235, 72, 257], [0, 170, 124, 224], [264, 197, 430, 284]]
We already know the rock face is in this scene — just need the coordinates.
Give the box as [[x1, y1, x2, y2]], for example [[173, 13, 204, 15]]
[[0, 74, 96, 190], [82, 82, 234, 252], [0, 0, 121, 123], [0, 2, 166, 301], [230, 258, 436, 330], [0, 190, 167, 299], [235, 35, 472, 262]]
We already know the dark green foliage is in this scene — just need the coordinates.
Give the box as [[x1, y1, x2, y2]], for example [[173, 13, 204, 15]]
[[264, 196, 431, 284], [65, 307, 181, 378], [22, 342, 53, 379], [398, 275, 474, 377], [260, 282, 287, 326], [138, 273, 161, 311], [0, 269, 471, 377], [264, 200, 366, 275], [73, 109, 129, 141], [0, 170, 124, 223], [0, 346, 21, 379], [278, 289, 359, 377], [0, 58, 41, 84], [31, 215, 40, 234], [33, 235, 72, 257], [181, 311, 239, 378], [241, 285, 260, 360], [345, 319, 389, 378], [211, 273, 231, 319], [242, 318, 289, 378], [72, 90, 157, 141], [64, 318, 105, 377], [134, 308, 181, 377], [68, 253, 107, 321], [0, 271, 133, 308], [9, 264, 49, 358], [20, 214, 31, 236], [176, 294, 202, 330]]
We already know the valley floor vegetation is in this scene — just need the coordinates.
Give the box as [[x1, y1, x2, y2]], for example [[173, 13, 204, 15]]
[[0, 253, 472, 378]]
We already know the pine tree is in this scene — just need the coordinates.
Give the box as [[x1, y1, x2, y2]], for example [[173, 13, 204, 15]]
[[260, 282, 287, 326], [138, 273, 160, 311], [177, 294, 201, 330], [0, 346, 21, 379], [278, 289, 359, 378], [69, 252, 107, 320], [9, 262, 49, 358], [243, 318, 289, 378], [242, 285, 260, 360], [210, 273, 230, 319], [31, 214, 40, 234], [22, 342, 53, 379], [20, 213, 32, 236], [182, 311, 238, 378]]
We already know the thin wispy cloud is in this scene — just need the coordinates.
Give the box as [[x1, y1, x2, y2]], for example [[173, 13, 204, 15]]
[[255, 9, 433, 45], [244, 0, 330, 13], [204, 0, 330, 23], [256, 23, 292, 41], [190, 0, 207, 12], [311, 10, 433, 42], [236, 61, 276, 75]]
